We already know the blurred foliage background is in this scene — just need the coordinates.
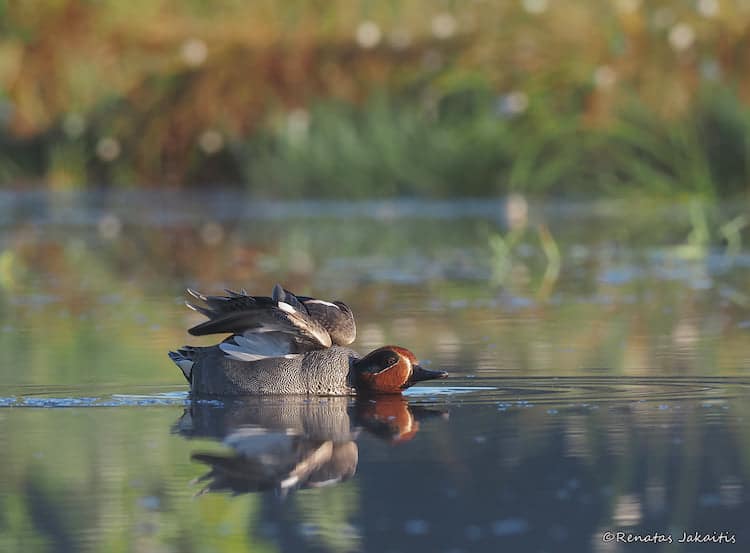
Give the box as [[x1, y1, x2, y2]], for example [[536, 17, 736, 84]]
[[2, 0, 750, 196]]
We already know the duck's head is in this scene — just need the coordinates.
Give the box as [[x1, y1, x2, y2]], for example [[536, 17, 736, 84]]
[[352, 346, 448, 394], [301, 298, 356, 346]]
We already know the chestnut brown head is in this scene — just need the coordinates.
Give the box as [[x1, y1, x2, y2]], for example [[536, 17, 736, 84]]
[[353, 346, 448, 394]]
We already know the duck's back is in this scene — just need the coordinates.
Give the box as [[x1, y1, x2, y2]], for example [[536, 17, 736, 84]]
[[190, 345, 359, 396]]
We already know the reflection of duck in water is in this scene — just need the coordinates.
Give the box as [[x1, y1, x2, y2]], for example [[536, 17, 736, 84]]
[[168, 284, 447, 395], [353, 396, 448, 444], [175, 396, 447, 495]]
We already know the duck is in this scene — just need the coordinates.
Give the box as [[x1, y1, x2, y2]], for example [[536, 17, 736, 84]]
[[168, 284, 447, 396]]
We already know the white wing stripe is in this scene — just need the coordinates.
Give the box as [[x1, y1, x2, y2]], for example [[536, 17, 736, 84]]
[[303, 299, 340, 309]]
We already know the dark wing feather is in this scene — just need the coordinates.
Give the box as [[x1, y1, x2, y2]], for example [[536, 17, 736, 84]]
[[272, 284, 308, 313], [186, 286, 332, 349]]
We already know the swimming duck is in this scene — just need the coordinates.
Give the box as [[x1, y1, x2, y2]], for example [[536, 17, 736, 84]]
[[169, 284, 447, 396]]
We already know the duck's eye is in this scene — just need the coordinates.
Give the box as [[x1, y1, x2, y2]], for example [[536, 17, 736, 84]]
[[386, 355, 398, 366]]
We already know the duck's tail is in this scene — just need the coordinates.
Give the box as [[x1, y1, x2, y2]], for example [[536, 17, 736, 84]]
[[168, 347, 196, 383]]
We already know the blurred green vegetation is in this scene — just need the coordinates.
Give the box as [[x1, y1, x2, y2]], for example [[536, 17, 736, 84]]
[[2, 1, 750, 196]]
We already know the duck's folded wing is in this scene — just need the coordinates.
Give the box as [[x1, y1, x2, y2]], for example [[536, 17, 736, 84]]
[[218, 332, 303, 362], [185, 285, 332, 349]]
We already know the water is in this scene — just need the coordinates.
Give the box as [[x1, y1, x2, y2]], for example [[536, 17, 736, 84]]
[[1, 191, 749, 552]]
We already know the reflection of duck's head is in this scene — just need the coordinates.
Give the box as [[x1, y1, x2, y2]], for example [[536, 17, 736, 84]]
[[353, 346, 448, 394], [353, 395, 450, 444], [354, 395, 421, 443]]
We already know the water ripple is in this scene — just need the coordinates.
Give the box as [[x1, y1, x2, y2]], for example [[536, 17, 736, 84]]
[[2, 377, 748, 408], [0, 389, 222, 408], [410, 376, 750, 406]]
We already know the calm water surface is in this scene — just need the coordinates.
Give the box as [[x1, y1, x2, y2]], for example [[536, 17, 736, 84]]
[[1, 191, 749, 552]]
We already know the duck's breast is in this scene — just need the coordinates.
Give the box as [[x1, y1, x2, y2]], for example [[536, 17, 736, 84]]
[[299, 346, 359, 395]]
